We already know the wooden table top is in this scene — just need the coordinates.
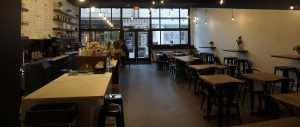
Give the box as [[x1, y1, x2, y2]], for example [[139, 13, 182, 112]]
[[175, 56, 199, 63], [189, 64, 226, 70], [23, 73, 112, 100], [199, 74, 244, 88], [233, 117, 300, 127], [242, 73, 284, 82], [271, 54, 300, 60], [271, 92, 300, 109]]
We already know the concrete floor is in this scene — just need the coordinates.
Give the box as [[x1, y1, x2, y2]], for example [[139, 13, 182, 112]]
[[118, 64, 292, 127]]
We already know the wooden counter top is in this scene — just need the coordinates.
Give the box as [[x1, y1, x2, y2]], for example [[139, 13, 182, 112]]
[[23, 73, 112, 100], [271, 54, 300, 60], [242, 73, 284, 82], [46, 55, 69, 62], [189, 64, 226, 70]]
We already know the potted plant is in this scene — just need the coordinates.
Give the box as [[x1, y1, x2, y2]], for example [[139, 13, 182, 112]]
[[236, 36, 243, 49], [209, 41, 214, 47], [293, 45, 300, 55], [57, 2, 63, 9], [188, 48, 197, 60]]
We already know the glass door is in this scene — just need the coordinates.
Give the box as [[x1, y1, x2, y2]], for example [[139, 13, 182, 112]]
[[124, 31, 150, 63]]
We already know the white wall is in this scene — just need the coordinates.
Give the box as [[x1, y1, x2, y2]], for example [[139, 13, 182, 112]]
[[22, 0, 78, 40], [192, 8, 300, 75]]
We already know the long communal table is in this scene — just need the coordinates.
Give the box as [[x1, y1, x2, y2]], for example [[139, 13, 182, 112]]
[[21, 73, 112, 127]]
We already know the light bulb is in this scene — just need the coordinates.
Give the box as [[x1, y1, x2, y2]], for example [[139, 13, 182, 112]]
[[99, 13, 103, 17], [111, 24, 114, 27], [160, 0, 164, 4], [220, 0, 224, 5], [91, 7, 96, 12], [290, 5, 294, 10], [152, 1, 155, 5], [103, 16, 107, 20], [232, 17, 235, 20], [193, 20, 196, 23], [205, 20, 208, 25], [131, 16, 133, 20], [79, 0, 85, 2], [106, 20, 109, 23]]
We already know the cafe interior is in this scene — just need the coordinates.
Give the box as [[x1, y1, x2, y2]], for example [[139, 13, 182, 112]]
[[4, 0, 300, 126]]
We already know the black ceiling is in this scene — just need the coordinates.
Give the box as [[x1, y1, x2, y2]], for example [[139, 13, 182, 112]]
[[68, 0, 299, 10]]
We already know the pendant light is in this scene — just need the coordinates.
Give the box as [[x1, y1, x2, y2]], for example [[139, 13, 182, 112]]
[[152, 1, 155, 5], [231, 9, 235, 21], [160, 0, 164, 4], [220, 0, 224, 5], [290, 0, 295, 10], [79, 0, 85, 2]]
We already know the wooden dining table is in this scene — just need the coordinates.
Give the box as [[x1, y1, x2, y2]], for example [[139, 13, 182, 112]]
[[242, 73, 285, 115], [174, 56, 199, 64], [189, 64, 226, 71], [270, 92, 300, 116], [233, 117, 300, 127], [199, 74, 244, 127]]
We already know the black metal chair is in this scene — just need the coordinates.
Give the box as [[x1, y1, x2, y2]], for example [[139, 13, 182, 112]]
[[205, 82, 242, 127]]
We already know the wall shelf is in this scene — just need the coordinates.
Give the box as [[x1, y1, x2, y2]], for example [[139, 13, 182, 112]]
[[53, 28, 76, 32], [21, 22, 29, 26], [271, 54, 300, 60], [53, 19, 77, 25], [199, 46, 216, 49], [223, 49, 248, 53], [54, 9, 78, 19], [22, 7, 29, 12]]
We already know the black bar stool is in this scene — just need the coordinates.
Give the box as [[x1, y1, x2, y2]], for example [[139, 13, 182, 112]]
[[98, 103, 124, 127], [274, 66, 299, 91], [223, 57, 236, 66], [23, 103, 78, 127], [103, 94, 125, 127], [204, 53, 214, 64]]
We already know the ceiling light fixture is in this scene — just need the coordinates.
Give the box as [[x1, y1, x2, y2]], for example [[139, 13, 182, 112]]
[[231, 9, 235, 21], [152, 1, 155, 5], [91, 7, 96, 12], [290, 0, 295, 10], [220, 0, 224, 5], [160, 0, 164, 4], [79, 0, 85, 2]]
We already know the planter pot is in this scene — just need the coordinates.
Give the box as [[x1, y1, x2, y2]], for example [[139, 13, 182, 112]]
[[188, 55, 193, 60]]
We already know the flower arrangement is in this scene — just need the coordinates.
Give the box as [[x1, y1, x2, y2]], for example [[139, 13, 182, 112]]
[[209, 41, 214, 46], [57, 2, 63, 9], [293, 45, 300, 55], [236, 36, 243, 46], [188, 48, 197, 56]]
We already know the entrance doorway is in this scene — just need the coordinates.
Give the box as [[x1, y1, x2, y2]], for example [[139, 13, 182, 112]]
[[124, 31, 150, 63]]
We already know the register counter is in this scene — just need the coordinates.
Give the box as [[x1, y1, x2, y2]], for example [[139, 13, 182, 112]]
[[21, 72, 112, 127]]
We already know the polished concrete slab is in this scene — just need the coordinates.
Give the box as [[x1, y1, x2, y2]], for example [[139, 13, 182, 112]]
[[119, 64, 293, 127]]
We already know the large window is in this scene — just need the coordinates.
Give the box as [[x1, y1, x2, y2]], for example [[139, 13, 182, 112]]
[[150, 8, 189, 45], [79, 8, 189, 45]]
